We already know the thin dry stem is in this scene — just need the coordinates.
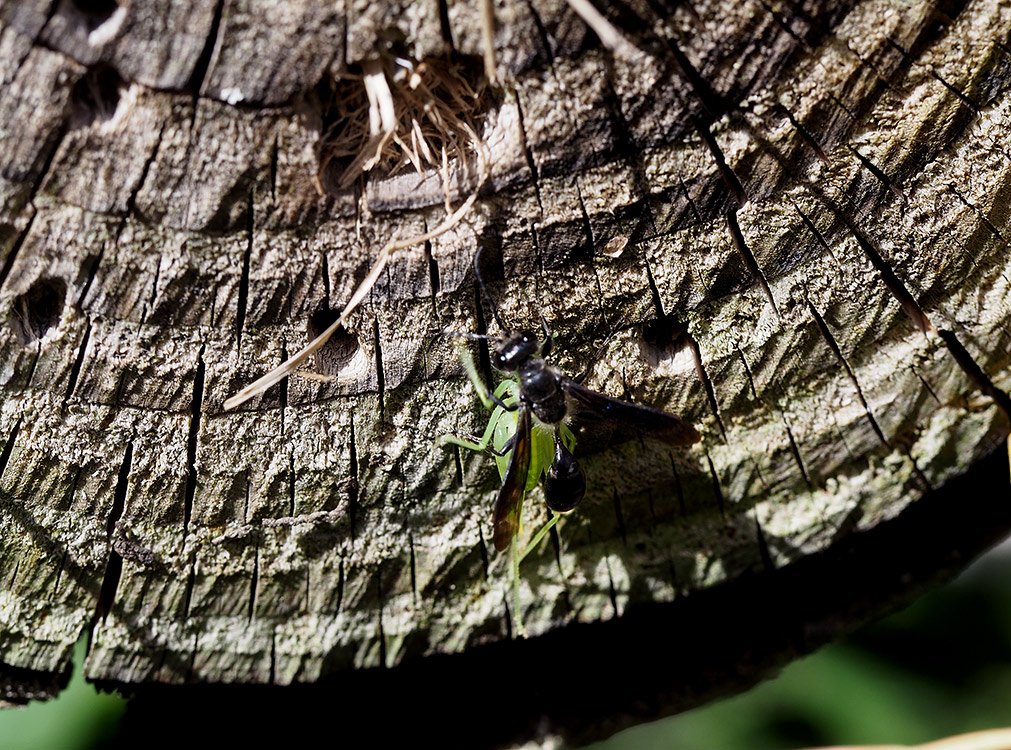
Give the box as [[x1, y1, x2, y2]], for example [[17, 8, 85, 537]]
[[564, 0, 636, 55], [480, 0, 498, 84], [223, 149, 487, 411]]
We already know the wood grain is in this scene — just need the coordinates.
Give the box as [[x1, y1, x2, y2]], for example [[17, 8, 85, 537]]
[[0, 0, 1009, 742]]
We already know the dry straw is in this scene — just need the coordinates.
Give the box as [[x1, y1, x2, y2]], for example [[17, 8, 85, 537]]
[[225, 0, 639, 410]]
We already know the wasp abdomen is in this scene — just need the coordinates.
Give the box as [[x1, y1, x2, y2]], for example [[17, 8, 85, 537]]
[[544, 440, 585, 512]]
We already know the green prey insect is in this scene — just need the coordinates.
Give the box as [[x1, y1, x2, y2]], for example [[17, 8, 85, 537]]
[[439, 345, 579, 634], [439, 346, 577, 562]]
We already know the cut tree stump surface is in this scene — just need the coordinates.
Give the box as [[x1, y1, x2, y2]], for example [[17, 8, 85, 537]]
[[1, 0, 1010, 740]]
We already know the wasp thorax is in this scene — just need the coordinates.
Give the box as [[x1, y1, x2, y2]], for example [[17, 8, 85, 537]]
[[492, 331, 538, 371]]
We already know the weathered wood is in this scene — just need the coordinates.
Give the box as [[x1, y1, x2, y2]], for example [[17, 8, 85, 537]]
[[1, 0, 1010, 743]]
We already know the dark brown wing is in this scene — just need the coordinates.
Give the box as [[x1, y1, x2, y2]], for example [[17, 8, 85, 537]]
[[562, 378, 701, 445], [492, 404, 532, 551]]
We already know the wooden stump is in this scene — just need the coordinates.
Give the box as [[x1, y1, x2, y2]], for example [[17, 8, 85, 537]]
[[1, 0, 1009, 744]]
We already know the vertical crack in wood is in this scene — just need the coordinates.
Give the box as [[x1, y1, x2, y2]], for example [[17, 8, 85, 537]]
[[472, 284, 495, 388], [477, 525, 490, 580], [21, 342, 42, 392], [247, 535, 259, 621], [930, 69, 981, 113], [234, 195, 254, 346], [795, 204, 837, 264], [187, 0, 226, 96], [61, 319, 92, 412], [520, 0, 556, 66], [949, 186, 1010, 273], [650, 29, 727, 119], [574, 183, 595, 253], [30, 117, 68, 205], [511, 92, 544, 216], [548, 517, 564, 574], [669, 455, 687, 516], [849, 228, 933, 334], [436, 0, 455, 48], [736, 345, 760, 400], [641, 248, 665, 318], [372, 317, 386, 422], [268, 631, 276, 685], [452, 444, 464, 487], [611, 488, 627, 546], [287, 451, 296, 518], [604, 555, 619, 617], [704, 450, 726, 515], [94, 442, 132, 623], [847, 145, 909, 203], [126, 122, 166, 215], [348, 410, 359, 542], [776, 103, 829, 163], [807, 301, 889, 447], [725, 209, 778, 316], [754, 514, 775, 572], [408, 533, 418, 603], [0, 419, 22, 487], [76, 223, 113, 309], [687, 333, 726, 439], [376, 565, 387, 668], [915, 370, 943, 406], [784, 420, 814, 488], [51, 550, 68, 599], [697, 121, 748, 208], [184, 346, 206, 533], [937, 329, 1011, 420], [279, 341, 288, 435], [139, 252, 162, 326], [424, 238, 440, 314], [679, 177, 703, 224], [268, 133, 279, 205], [0, 210, 38, 291], [320, 249, 331, 307], [335, 558, 345, 614], [181, 563, 195, 619]]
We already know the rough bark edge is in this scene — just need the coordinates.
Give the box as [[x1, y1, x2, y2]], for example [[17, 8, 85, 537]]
[[95, 439, 1011, 749]]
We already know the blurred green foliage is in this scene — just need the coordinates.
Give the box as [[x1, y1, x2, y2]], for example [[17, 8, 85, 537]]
[[2, 538, 1009, 750], [591, 538, 1011, 750], [0, 640, 124, 750]]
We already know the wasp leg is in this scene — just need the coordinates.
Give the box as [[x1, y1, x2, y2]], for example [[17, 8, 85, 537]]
[[490, 391, 519, 411], [437, 406, 508, 452], [459, 345, 520, 411], [518, 513, 562, 564], [538, 312, 553, 358]]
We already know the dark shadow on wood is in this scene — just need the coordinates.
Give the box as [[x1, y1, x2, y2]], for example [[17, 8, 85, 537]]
[[102, 438, 1011, 749]]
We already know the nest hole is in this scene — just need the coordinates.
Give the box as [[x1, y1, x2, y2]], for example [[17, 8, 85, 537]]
[[640, 314, 690, 367], [314, 38, 496, 195], [309, 309, 362, 376], [70, 64, 124, 130], [11, 277, 67, 345], [68, 0, 120, 33]]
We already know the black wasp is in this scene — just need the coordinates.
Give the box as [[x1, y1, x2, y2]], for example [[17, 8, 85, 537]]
[[442, 249, 701, 552]]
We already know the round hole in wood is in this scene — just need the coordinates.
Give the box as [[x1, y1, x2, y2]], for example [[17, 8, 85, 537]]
[[11, 276, 68, 345]]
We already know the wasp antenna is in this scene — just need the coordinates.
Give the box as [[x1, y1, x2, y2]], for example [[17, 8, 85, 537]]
[[443, 329, 491, 341], [473, 245, 508, 331]]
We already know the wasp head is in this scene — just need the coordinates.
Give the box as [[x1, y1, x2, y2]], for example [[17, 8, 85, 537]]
[[492, 331, 539, 371]]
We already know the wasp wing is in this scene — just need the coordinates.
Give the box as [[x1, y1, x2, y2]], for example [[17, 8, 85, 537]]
[[492, 404, 532, 551], [561, 378, 701, 445]]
